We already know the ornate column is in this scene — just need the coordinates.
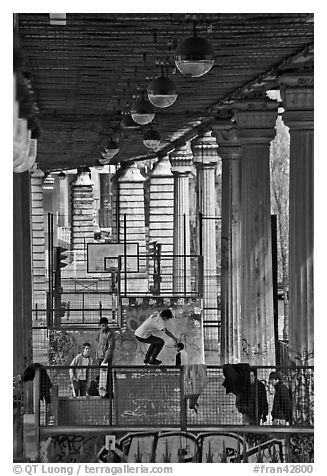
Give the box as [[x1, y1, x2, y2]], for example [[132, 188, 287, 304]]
[[71, 167, 95, 260], [13, 171, 33, 459], [110, 164, 125, 244], [170, 144, 192, 294], [149, 155, 174, 292], [192, 130, 219, 353], [213, 126, 242, 363], [118, 162, 148, 293], [30, 165, 47, 308], [233, 96, 278, 365], [279, 72, 314, 365]]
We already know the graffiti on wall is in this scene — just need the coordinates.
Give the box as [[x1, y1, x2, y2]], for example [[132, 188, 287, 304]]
[[48, 296, 203, 366], [39, 430, 303, 463]]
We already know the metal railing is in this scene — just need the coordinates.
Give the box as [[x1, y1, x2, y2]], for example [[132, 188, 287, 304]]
[[35, 365, 313, 429]]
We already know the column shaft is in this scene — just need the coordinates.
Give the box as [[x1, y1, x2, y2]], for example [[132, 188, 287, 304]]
[[234, 97, 278, 365], [118, 163, 148, 293], [289, 131, 313, 361], [149, 156, 174, 292], [215, 127, 242, 364], [280, 76, 314, 364], [192, 131, 219, 353], [71, 169, 95, 260], [241, 143, 275, 364], [221, 158, 242, 362], [31, 173, 47, 308], [170, 145, 192, 294]]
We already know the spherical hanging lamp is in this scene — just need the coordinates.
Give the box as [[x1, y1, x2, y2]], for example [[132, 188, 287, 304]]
[[147, 75, 177, 108], [99, 153, 111, 165], [121, 113, 140, 130], [143, 129, 161, 150], [131, 91, 155, 125], [103, 138, 120, 159], [174, 24, 214, 78]]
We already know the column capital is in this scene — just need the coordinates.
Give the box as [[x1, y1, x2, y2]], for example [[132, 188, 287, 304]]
[[191, 129, 219, 167], [170, 143, 193, 175], [31, 163, 45, 178], [232, 97, 279, 145], [74, 168, 94, 186], [118, 162, 146, 182], [278, 72, 314, 130], [213, 127, 242, 161], [150, 155, 173, 177]]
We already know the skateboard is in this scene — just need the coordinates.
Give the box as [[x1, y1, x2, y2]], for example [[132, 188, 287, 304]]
[[99, 362, 109, 397]]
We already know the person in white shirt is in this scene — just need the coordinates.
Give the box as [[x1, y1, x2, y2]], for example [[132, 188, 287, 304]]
[[134, 308, 179, 365], [69, 343, 93, 396]]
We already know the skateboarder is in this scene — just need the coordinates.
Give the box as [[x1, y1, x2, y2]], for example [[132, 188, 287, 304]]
[[134, 308, 179, 365]]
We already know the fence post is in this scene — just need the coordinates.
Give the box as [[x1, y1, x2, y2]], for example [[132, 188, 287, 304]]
[[109, 365, 113, 425], [180, 367, 187, 431], [183, 213, 187, 296], [35, 366, 41, 462]]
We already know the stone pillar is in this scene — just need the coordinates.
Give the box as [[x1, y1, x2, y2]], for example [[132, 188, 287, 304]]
[[192, 130, 219, 353], [31, 165, 47, 308], [233, 97, 278, 365], [118, 162, 148, 293], [213, 126, 242, 364], [13, 171, 33, 459], [279, 73, 314, 364], [170, 144, 192, 294], [110, 168, 119, 244], [71, 168, 95, 261], [58, 174, 69, 228], [149, 155, 174, 293]]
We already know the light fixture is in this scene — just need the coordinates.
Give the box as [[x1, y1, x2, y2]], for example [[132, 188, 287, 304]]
[[103, 138, 120, 160], [131, 90, 155, 125], [143, 128, 161, 150], [147, 75, 177, 108], [58, 171, 66, 180], [174, 22, 214, 78], [99, 152, 113, 165], [121, 113, 140, 130]]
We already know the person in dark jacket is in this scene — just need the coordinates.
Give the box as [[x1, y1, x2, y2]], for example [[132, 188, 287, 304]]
[[96, 317, 115, 365], [96, 317, 116, 398], [22, 363, 52, 404], [269, 371, 292, 425], [235, 368, 268, 425]]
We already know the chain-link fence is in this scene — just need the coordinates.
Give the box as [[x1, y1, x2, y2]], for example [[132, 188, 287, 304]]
[[35, 365, 313, 429]]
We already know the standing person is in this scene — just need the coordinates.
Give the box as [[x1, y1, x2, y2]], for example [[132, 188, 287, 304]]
[[269, 371, 292, 425], [135, 309, 179, 365], [96, 317, 116, 398], [69, 343, 93, 396], [235, 367, 268, 425], [96, 317, 115, 365]]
